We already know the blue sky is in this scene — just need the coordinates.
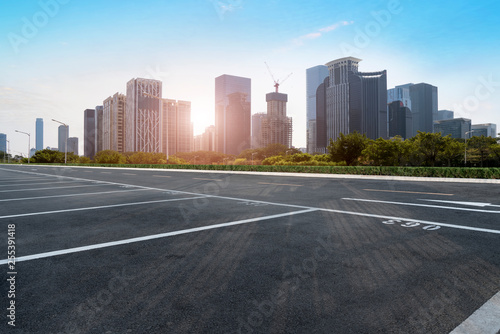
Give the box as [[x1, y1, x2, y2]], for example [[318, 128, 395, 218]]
[[1, 0, 499, 155]]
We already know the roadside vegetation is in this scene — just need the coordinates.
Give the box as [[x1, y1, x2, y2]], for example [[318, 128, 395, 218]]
[[4, 131, 500, 178]]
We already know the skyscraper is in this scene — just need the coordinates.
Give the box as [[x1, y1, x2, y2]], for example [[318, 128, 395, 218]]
[[259, 92, 292, 148], [0, 133, 6, 155], [306, 65, 329, 153], [84, 109, 95, 159], [103, 93, 126, 152], [67, 137, 79, 155], [215, 74, 251, 155], [58, 125, 69, 153], [325, 57, 387, 142], [252, 113, 266, 148], [409, 83, 438, 136], [161, 99, 193, 157], [125, 78, 162, 153], [95, 105, 103, 154], [388, 101, 412, 139], [387, 84, 412, 110], [35, 118, 43, 151]]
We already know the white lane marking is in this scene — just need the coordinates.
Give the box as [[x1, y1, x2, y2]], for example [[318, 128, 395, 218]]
[[0, 177, 53, 182], [122, 173, 137, 176], [193, 178, 223, 181], [0, 208, 317, 264], [258, 182, 303, 187], [421, 199, 500, 208], [0, 188, 151, 202], [2, 167, 500, 235], [153, 175, 171, 178], [320, 208, 500, 235], [363, 188, 454, 196], [0, 196, 205, 220], [450, 291, 500, 334], [0, 180, 81, 187], [0, 184, 108, 193], [342, 198, 500, 214], [101, 172, 111, 174]]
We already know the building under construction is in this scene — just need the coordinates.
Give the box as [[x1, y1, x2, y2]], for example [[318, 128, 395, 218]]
[[257, 92, 293, 148]]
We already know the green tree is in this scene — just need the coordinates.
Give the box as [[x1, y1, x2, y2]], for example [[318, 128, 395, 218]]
[[439, 137, 464, 167], [467, 135, 497, 167], [328, 132, 369, 166], [413, 131, 447, 167], [362, 137, 407, 166], [94, 150, 126, 164]]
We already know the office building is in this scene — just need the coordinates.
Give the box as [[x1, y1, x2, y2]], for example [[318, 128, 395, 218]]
[[125, 78, 162, 153], [161, 99, 193, 157], [95, 105, 103, 154], [388, 101, 413, 139], [0, 133, 6, 154], [215, 74, 251, 155], [387, 84, 412, 110], [325, 57, 387, 142], [472, 123, 497, 137], [35, 118, 43, 151], [436, 110, 454, 121], [58, 125, 69, 152], [67, 137, 79, 155], [409, 83, 438, 136], [434, 118, 471, 139], [259, 92, 292, 148], [84, 109, 96, 159], [252, 113, 266, 148], [103, 93, 126, 152], [315, 76, 329, 152], [306, 65, 329, 153]]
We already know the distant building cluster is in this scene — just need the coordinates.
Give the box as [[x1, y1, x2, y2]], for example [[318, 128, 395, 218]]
[[306, 57, 498, 154], [5, 55, 498, 160], [84, 78, 193, 160]]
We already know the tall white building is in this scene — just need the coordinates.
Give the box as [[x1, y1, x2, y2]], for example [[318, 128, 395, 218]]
[[125, 78, 162, 152], [103, 93, 126, 152], [306, 65, 329, 153]]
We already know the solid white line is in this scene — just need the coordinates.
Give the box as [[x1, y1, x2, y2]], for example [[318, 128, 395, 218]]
[[0, 184, 108, 193], [342, 198, 500, 214], [450, 291, 500, 334], [421, 199, 500, 208], [0, 208, 317, 264], [0, 196, 205, 219], [122, 173, 137, 175], [0, 188, 151, 202], [0, 177, 52, 182], [0, 180, 81, 187]]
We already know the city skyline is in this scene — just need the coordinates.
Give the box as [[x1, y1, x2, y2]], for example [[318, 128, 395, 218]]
[[1, 0, 499, 156]]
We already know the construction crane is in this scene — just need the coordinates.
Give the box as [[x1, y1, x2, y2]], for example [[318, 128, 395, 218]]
[[265, 62, 292, 93]]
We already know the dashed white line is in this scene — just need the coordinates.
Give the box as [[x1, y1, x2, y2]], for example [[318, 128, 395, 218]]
[[193, 178, 223, 181], [153, 175, 171, 178], [0, 208, 317, 265]]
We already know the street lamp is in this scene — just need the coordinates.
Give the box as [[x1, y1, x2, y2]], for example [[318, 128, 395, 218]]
[[52, 119, 68, 164], [15, 130, 30, 164], [251, 152, 257, 165], [464, 130, 474, 166], [6, 140, 10, 163]]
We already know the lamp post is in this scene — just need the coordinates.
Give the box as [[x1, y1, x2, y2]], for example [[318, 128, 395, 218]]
[[464, 130, 474, 166], [52, 119, 68, 164], [6, 140, 10, 163], [15, 130, 30, 164]]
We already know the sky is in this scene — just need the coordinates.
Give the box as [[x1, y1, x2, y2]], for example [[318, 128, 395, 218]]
[[1, 0, 500, 156]]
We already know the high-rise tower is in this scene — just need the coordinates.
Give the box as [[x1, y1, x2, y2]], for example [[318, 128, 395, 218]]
[[35, 118, 43, 151], [125, 78, 162, 152], [306, 65, 329, 153], [84, 109, 95, 159], [215, 74, 251, 155]]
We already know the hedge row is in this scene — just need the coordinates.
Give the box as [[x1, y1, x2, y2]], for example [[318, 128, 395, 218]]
[[35, 163, 500, 179]]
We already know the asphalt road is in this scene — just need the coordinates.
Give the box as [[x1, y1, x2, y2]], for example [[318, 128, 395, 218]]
[[0, 164, 499, 334]]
